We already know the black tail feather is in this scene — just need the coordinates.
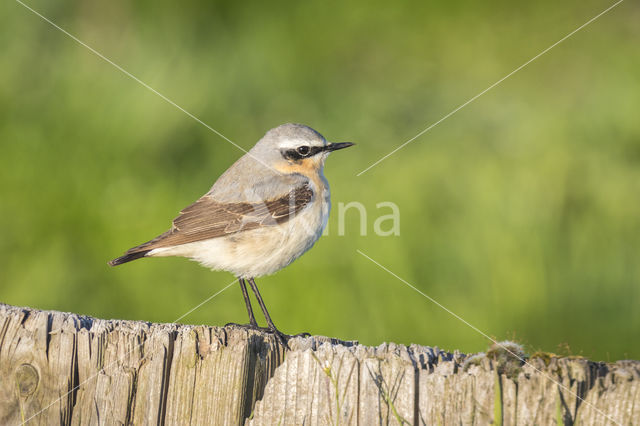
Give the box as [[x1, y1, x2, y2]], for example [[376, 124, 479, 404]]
[[108, 250, 151, 266]]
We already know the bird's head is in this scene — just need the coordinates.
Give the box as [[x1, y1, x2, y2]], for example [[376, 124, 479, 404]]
[[251, 123, 354, 177]]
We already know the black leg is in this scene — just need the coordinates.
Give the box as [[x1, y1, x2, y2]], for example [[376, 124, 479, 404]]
[[239, 278, 258, 327], [247, 278, 288, 347], [246, 278, 277, 330]]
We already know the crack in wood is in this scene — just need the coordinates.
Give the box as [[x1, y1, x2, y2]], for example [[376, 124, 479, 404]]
[[0, 304, 637, 425]]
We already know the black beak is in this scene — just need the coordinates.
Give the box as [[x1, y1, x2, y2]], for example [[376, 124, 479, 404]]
[[325, 142, 355, 152]]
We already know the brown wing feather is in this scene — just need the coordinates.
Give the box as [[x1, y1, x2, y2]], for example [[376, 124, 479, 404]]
[[123, 183, 314, 253]]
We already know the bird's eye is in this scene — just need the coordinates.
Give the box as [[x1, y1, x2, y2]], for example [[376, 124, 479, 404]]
[[297, 146, 310, 156]]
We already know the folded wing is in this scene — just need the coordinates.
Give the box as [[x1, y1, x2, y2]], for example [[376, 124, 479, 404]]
[[109, 183, 313, 265]]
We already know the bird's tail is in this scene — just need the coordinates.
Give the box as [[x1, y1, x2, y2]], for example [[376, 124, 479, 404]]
[[108, 249, 151, 266], [109, 229, 173, 266]]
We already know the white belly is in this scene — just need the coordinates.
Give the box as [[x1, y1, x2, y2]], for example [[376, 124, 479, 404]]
[[150, 189, 331, 278]]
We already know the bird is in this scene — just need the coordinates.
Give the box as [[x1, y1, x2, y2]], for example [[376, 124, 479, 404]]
[[109, 123, 354, 346]]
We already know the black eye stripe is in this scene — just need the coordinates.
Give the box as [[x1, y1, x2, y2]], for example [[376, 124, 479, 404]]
[[284, 149, 303, 160], [308, 146, 324, 156], [282, 146, 324, 161]]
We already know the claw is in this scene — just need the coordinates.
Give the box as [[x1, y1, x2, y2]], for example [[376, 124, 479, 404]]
[[269, 328, 290, 349], [225, 323, 310, 350]]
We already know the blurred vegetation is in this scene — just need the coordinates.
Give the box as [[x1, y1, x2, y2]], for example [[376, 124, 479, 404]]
[[1, 0, 638, 361]]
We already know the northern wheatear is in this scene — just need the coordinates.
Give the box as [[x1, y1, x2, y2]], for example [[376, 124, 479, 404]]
[[109, 123, 354, 344]]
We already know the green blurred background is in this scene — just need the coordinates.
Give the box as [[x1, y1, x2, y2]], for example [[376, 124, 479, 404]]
[[1, 0, 638, 361]]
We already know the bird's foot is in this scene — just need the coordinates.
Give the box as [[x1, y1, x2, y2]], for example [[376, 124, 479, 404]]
[[224, 321, 261, 330], [225, 322, 286, 337], [266, 327, 290, 349], [264, 329, 312, 348], [224, 323, 310, 349]]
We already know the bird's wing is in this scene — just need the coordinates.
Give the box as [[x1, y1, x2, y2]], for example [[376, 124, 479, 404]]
[[128, 183, 314, 251]]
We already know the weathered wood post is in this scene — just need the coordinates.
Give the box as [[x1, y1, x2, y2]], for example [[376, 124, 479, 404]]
[[0, 303, 638, 425]]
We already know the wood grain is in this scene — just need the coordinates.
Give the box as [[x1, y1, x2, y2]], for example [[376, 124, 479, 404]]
[[0, 304, 637, 425]]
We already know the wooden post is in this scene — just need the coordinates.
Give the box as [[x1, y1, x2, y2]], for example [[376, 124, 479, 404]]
[[0, 303, 637, 425]]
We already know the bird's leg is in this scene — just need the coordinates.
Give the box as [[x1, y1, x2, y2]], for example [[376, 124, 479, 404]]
[[225, 278, 259, 328], [247, 278, 289, 347], [239, 278, 259, 327]]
